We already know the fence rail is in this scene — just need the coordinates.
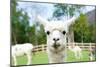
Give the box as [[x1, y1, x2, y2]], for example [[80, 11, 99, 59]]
[[33, 43, 96, 52]]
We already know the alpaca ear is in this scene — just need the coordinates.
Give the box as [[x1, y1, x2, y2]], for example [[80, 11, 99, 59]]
[[36, 15, 48, 26], [66, 16, 77, 27]]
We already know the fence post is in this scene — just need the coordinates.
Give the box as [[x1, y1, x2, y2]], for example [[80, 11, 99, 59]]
[[42, 45, 45, 52], [89, 43, 93, 61]]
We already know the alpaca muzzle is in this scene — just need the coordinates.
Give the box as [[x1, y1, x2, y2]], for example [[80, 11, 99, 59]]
[[53, 42, 60, 49]]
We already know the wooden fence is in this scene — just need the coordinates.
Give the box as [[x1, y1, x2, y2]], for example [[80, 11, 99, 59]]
[[33, 43, 96, 52]]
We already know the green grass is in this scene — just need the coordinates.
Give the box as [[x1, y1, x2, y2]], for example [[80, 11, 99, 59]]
[[67, 50, 90, 62], [12, 50, 96, 66]]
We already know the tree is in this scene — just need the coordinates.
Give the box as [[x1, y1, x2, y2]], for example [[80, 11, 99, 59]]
[[73, 14, 90, 43], [37, 25, 46, 45], [88, 23, 96, 42], [11, 0, 30, 44], [27, 25, 36, 45]]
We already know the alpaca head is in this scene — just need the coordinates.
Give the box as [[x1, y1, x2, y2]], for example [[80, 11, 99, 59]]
[[37, 15, 77, 51]]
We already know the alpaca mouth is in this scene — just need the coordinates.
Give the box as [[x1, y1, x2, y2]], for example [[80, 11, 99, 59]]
[[53, 43, 60, 49]]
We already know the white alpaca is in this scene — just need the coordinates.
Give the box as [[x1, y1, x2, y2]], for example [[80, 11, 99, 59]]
[[68, 45, 82, 59], [12, 43, 34, 66], [37, 15, 77, 63]]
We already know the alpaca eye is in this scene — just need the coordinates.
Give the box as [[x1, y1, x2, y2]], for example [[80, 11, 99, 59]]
[[62, 31, 66, 35], [46, 31, 50, 35]]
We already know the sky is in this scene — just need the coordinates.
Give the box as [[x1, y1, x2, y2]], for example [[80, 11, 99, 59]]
[[17, 1, 95, 26]]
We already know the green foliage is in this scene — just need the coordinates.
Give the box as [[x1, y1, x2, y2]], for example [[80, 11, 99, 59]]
[[11, 0, 31, 44], [27, 25, 36, 45], [88, 23, 96, 42], [73, 14, 96, 43], [74, 14, 89, 42], [11, 0, 46, 45], [37, 25, 46, 45]]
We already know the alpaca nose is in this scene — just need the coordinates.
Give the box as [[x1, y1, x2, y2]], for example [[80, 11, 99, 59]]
[[53, 38, 59, 42]]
